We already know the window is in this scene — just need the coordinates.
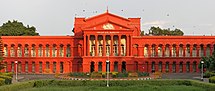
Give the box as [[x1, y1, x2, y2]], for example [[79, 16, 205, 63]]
[[31, 46, 36, 57], [17, 46, 22, 57], [32, 62, 35, 73], [3, 46, 8, 57], [98, 62, 102, 72], [10, 46, 15, 57], [38, 45, 43, 57], [52, 46, 57, 57], [53, 62, 56, 73], [66, 45, 71, 57], [59, 45, 64, 57], [144, 46, 148, 57], [45, 45, 50, 57], [158, 46, 162, 57], [172, 46, 176, 57], [60, 62, 64, 73], [39, 62, 42, 73], [24, 46, 29, 57], [25, 62, 28, 73]]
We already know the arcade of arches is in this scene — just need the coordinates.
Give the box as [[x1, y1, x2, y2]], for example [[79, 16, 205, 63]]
[[1, 11, 215, 74]]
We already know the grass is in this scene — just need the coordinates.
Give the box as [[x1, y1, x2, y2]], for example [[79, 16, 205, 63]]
[[22, 85, 206, 91]]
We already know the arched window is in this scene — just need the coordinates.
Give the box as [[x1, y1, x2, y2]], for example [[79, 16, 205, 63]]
[[114, 61, 118, 72], [25, 62, 28, 73], [53, 62, 56, 73], [192, 45, 197, 57], [52, 44, 57, 57], [3, 45, 8, 57], [172, 45, 176, 57], [98, 62, 102, 72], [122, 61, 126, 72], [186, 62, 190, 72], [179, 62, 183, 73], [144, 45, 148, 57], [186, 45, 190, 57], [10, 45, 15, 57], [206, 45, 211, 56], [172, 62, 176, 73], [199, 45, 204, 57], [31, 45, 36, 57], [45, 45, 50, 57], [158, 62, 162, 72], [24, 45, 29, 57], [193, 61, 197, 72], [59, 45, 64, 57], [90, 61, 95, 72], [38, 45, 43, 57], [60, 62, 64, 73], [39, 62, 42, 73], [66, 45, 71, 57], [165, 45, 170, 57], [152, 62, 155, 73], [151, 45, 156, 57], [166, 62, 169, 72], [32, 62, 35, 73], [17, 45, 22, 57], [158, 45, 162, 57], [179, 45, 183, 57]]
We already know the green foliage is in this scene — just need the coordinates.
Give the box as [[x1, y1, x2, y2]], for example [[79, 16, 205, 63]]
[[0, 72, 13, 77], [209, 76, 215, 83], [148, 26, 184, 36], [140, 31, 144, 36], [68, 72, 88, 78], [0, 80, 215, 91], [199, 51, 215, 72], [0, 20, 39, 36], [0, 75, 12, 84], [138, 72, 149, 77], [0, 78, 5, 86], [204, 71, 215, 78], [0, 81, 35, 91], [117, 72, 128, 78]]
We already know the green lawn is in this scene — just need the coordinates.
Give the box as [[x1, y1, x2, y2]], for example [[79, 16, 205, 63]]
[[22, 85, 206, 91]]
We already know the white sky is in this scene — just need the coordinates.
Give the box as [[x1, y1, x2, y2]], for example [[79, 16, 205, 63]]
[[0, 0, 214, 36]]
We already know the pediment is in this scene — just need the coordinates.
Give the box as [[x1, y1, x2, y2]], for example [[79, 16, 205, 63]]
[[83, 20, 131, 30]]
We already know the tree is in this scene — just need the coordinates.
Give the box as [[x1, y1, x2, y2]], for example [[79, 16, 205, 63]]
[[148, 26, 184, 36], [140, 31, 144, 36], [0, 20, 39, 36], [199, 51, 215, 72]]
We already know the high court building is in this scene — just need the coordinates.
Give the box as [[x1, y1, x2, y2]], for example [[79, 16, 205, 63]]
[[1, 11, 215, 74]]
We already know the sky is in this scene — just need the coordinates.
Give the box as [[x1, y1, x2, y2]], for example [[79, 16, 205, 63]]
[[0, 0, 214, 36]]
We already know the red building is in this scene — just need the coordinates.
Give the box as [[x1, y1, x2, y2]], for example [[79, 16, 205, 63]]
[[1, 11, 215, 74]]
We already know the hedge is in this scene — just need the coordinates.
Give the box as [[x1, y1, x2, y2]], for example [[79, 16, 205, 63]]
[[0, 81, 35, 91], [0, 79, 215, 91], [0, 75, 12, 84], [0, 78, 5, 86], [209, 76, 215, 83]]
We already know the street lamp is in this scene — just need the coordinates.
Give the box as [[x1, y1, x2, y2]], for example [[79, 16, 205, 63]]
[[106, 59, 110, 87], [201, 61, 204, 81], [15, 61, 18, 81]]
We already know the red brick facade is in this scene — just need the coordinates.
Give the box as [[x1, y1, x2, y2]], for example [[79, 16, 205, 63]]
[[1, 11, 215, 74]]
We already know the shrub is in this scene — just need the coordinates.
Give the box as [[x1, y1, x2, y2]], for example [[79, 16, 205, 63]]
[[0, 72, 13, 77], [138, 72, 149, 77], [117, 72, 128, 78], [209, 76, 215, 83], [0, 78, 5, 86], [204, 71, 215, 78], [0, 75, 12, 84], [69, 72, 86, 77], [112, 72, 118, 78], [0, 81, 35, 91]]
